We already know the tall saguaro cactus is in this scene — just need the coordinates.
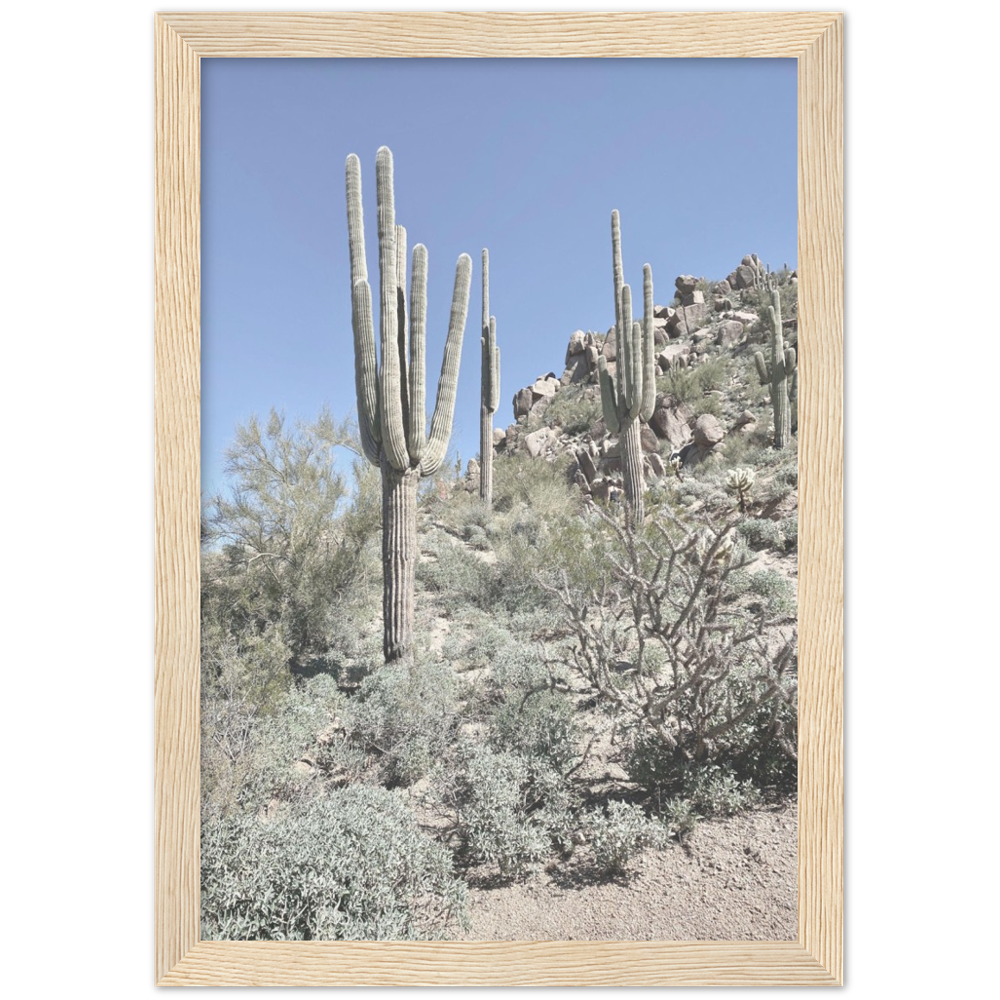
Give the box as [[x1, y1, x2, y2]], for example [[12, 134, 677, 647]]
[[754, 287, 797, 449], [598, 210, 656, 528], [479, 250, 500, 508], [346, 147, 472, 662]]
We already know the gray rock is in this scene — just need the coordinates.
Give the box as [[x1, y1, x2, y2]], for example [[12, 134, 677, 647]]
[[693, 414, 725, 449], [566, 330, 587, 360], [715, 279, 732, 295], [602, 328, 617, 361], [531, 376, 559, 399], [667, 302, 709, 336], [734, 264, 757, 289], [680, 290, 705, 306], [653, 304, 674, 321], [646, 452, 666, 478], [577, 448, 598, 483], [513, 387, 533, 418], [640, 426, 659, 453], [525, 427, 552, 458], [715, 320, 744, 347], [675, 274, 698, 296], [561, 354, 589, 385], [493, 427, 506, 447], [656, 343, 691, 370], [584, 344, 600, 369], [649, 396, 694, 449]]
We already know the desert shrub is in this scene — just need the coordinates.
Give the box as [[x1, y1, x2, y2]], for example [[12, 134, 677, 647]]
[[585, 801, 668, 876], [659, 356, 732, 405], [683, 766, 761, 816], [417, 534, 498, 614], [489, 688, 580, 773], [427, 743, 577, 878], [464, 524, 491, 550], [778, 514, 798, 551], [343, 659, 459, 786], [545, 505, 797, 794], [737, 517, 785, 550], [201, 786, 468, 940], [540, 384, 602, 436], [660, 797, 699, 840]]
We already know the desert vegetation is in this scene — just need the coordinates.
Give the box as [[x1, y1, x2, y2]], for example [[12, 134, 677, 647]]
[[200, 147, 799, 941]]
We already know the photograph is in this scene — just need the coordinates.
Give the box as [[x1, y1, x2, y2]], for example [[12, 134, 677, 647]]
[[198, 56, 800, 943]]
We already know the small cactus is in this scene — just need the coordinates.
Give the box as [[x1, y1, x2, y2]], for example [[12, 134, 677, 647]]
[[346, 147, 472, 662], [753, 288, 796, 450], [725, 467, 756, 512], [598, 210, 656, 527]]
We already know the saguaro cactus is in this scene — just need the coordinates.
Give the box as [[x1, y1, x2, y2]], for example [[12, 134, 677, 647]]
[[480, 250, 500, 508], [346, 147, 472, 662], [754, 288, 797, 449], [598, 210, 656, 528]]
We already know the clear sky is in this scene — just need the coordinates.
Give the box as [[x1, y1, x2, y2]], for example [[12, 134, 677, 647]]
[[201, 58, 797, 495]]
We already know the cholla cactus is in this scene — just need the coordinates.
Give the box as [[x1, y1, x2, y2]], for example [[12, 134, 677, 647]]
[[725, 467, 756, 512], [598, 210, 656, 528], [346, 147, 472, 662], [754, 288, 797, 450], [479, 250, 500, 509]]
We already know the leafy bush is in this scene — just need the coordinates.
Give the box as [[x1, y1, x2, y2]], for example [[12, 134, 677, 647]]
[[538, 384, 602, 436], [683, 766, 761, 816], [427, 743, 576, 878], [489, 688, 580, 773], [585, 801, 668, 876], [201, 786, 468, 940], [344, 659, 459, 786]]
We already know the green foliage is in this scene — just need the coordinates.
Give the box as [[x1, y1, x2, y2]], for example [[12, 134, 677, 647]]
[[538, 383, 602, 436], [585, 801, 668, 876], [202, 409, 375, 665], [428, 743, 577, 878], [201, 786, 468, 940], [344, 658, 459, 786], [658, 356, 732, 405], [489, 689, 580, 773]]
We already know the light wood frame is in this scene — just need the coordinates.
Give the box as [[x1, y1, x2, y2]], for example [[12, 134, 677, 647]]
[[155, 11, 842, 987]]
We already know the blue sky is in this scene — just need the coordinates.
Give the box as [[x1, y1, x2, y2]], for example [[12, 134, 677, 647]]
[[201, 58, 797, 495]]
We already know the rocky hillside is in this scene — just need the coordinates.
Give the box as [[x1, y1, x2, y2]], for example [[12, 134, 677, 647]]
[[466, 253, 797, 509]]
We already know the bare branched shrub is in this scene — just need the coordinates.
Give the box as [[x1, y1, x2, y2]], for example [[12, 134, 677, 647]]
[[541, 503, 796, 788]]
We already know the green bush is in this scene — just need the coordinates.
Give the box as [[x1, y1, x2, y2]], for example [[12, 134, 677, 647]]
[[585, 801, 668, 876], [428, 743, 577, 878], [201, 786, 468, 940], [489, 688, 580, 773], [344, 659, 459, 786]]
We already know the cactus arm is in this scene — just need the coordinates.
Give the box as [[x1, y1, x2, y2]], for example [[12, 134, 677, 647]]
[[376, 147, 409, 471], [488, 318, 500, 413], [481, 248, 490, 343], [345, 154, 368, 287], [407, 243, 428, 463], [395, 223, 411, 441], [598, 355, 621, 435], [754, 351, 770, 386], [619, 283, 633, 412], [611, 210, 623, 352], [784, 347, 796, 377], [420, 253, 472, 477], [351, 278, 381, 465], [640, 263, 656, 421]]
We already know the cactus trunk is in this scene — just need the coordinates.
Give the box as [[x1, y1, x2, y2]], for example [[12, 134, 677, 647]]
[[381, 460, 418, 663], [754, 288, 796, 450], [621, 417, 645, 529], [480, 402, 492, 508]]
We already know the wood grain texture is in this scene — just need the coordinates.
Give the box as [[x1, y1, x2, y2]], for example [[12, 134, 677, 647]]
[[153, 10, 843, 987], [157, 11, 841, 58], [797, 14, 844, 984], [154, 13, 200, 987]]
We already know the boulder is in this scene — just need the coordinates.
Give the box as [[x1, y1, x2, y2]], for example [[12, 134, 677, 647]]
[[734, 264, 757, 289], [680, 290, 705, 307], [692, 413, 725, 449], [566, 330, 587, 360], [667, 302, 709, 337], [646, 452, 666, 478], [653, 304, 673, 321], [715, 279, 732, 295], [657, 343, 691, 370], [602, 328, 617, 361], [493, 427, 506, 447], [640, 426, 659, 453], [577, 448, 598, 483], [513, 387, 533, 419], [729, 310, 757, 325], [733, 410, 757, 434], [525, 427, 553, 458], [531, 375, 559, 399], [649, 396, 694, 449], [675, 274, 698, 297], [715, 320, 744, 347], [561, 354, 589, 385], [584, 344, 600, 369], [652, 316, 670, 346]]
